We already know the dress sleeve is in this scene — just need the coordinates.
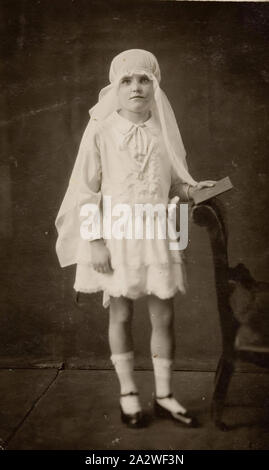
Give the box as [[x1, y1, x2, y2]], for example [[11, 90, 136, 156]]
[[77, 131, 102, 209], [169, 166, 190, 202], [55, 121, 103, 267], [77, 131, 103, 241]]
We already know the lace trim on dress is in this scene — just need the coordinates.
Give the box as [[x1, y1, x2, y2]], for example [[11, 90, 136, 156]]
[[74, 263, 187, 308], [75, 286, 182, 301]]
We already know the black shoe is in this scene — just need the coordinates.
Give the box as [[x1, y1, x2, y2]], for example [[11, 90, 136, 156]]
[[120, 392, 147, 429], [154, 393, 199, 428]]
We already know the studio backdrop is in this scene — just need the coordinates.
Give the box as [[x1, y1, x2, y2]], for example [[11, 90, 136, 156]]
[[0, 0, 268, 370]]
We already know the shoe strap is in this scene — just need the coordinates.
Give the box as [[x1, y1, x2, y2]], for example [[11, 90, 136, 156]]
[[156, 393, 173, 399], [120, 391, 139, 397]]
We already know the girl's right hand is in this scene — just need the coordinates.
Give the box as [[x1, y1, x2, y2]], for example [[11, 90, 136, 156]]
[[90, 239, 113, 274]]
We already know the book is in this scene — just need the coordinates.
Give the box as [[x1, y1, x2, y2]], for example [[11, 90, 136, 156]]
[[192, 176, 233, 204]]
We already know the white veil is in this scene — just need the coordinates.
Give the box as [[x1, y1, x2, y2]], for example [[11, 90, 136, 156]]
[[55, 49, 197, 267]]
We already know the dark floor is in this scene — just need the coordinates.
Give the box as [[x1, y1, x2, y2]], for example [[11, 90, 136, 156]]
[[0, 369, 269, 450]]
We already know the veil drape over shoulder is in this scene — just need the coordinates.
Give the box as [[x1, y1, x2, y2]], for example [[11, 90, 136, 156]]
[[55, 49, 197, 268]]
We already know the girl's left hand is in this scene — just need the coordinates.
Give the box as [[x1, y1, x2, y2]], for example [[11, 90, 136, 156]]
[[195, 180, 217, 189], [188, 180, 216, 200]]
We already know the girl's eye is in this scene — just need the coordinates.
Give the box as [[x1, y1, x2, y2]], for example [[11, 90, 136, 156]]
[[140, 76, 150, 83], [121, 78, 131, 85]]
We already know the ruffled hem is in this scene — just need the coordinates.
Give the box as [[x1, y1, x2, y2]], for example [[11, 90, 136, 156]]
[[75, 285, 184, 309], [74, 262, 187, 308]]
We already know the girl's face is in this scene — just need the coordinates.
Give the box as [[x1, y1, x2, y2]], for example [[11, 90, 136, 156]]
[[117, 73, 154, 116]]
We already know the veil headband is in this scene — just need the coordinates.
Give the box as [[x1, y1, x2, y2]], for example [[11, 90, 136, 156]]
[[55, 49, 197, 268], [109, 49, 161, 84]]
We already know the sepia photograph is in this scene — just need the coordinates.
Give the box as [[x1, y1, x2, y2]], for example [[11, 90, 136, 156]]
[[0, 0, 268, 457]]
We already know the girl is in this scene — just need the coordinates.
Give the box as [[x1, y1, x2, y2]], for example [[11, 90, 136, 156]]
[[55, 49, 215, 428]]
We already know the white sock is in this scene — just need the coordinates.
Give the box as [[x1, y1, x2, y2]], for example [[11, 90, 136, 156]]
[[111, 351, 141, 414], [152, 356, 186, 414]]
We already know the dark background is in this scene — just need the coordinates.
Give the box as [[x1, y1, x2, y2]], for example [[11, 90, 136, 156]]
[[0, 0, 268, 369]]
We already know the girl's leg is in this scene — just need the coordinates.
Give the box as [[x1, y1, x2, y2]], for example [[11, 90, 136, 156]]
[[147, 294, 187, 414], [109, 296, 141, 415], [109, 295, 133, 355]]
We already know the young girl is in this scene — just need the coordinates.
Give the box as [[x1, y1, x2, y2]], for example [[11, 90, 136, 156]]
[[55, 49, 215, 428]]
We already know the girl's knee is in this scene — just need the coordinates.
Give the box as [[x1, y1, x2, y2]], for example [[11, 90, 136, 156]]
[[148, 296, 174, 328], [109, 296, 133, 323], [150, 310, 173, 328]]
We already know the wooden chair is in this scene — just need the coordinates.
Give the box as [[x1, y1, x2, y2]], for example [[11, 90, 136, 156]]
[[192, 199, 269, 430]]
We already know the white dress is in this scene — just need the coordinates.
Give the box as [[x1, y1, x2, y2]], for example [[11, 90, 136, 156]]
[[73, 110, 189, 308]]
